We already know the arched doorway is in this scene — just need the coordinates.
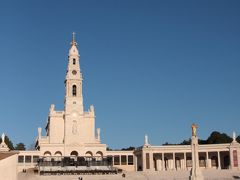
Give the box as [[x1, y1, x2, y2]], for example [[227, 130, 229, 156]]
[[54, 151, 62, 156], [54, 151, 62, 161], [96, 151, 103, 161], [44, 151, 51, 156], [70, 151, 78, 156], [85, 151, 93, 157]]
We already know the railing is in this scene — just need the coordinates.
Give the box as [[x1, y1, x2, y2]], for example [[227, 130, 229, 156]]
[[37, 156, 120, 175]]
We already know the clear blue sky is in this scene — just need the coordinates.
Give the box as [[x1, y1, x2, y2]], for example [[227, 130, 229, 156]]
[[0, 1, 240, 149]]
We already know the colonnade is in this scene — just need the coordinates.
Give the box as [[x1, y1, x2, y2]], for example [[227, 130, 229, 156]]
[[137, 150, 231, 171]]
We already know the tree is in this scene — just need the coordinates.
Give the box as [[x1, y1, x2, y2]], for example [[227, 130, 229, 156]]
[[15, 143, 26, 150], [179, 139, 191, 145], [236, 136, 240, 143], [106, 147, 112, 151], [206, 131, 232, 144], [0, 135, 14, 150], [121, 146, 135, 151]]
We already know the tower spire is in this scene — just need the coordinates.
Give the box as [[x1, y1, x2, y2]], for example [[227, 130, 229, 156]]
[[71, 32, 77, 46]]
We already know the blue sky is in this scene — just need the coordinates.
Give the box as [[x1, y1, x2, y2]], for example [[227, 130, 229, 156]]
[[0, 1, 240, 149]]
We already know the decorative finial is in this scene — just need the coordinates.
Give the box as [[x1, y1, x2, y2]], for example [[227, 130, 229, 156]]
[[71, 32, 77, 46]]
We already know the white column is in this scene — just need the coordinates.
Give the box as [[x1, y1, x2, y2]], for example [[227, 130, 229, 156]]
[[173, 153, 176, 170], [149, 152, 154, 171], [142, 152, 146, 171], [206, 152, 209, 168], [162, 153, 165, 171], [120, 155, 122, 165], [156, 159, 162, 171], [184, 152, 186, 170], [217, 151, 221, 170], [134, 155, 138, 171]]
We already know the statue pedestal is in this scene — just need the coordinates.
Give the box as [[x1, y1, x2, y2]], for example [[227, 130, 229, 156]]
[[190, 168, 204, 180], [0, 142, 9, 151], [189, 136, 204, 180]]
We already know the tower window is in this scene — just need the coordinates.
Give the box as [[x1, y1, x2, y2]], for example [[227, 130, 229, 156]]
[[72, 85, 77, 96], [73, 58, 76, 65]]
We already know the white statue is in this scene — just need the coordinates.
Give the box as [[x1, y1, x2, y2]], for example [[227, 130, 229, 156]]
[[1, 133, 5, 143], [90, 105, 94, 112], [233, 131, 236, 142], [144, 134, 149, 145], [0, 133, 10, 151], [50, 104, 55, 112]]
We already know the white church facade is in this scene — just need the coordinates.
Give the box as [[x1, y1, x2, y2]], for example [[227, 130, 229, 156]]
[[0, 35, 240, 177], [35, 34, 107, 158]]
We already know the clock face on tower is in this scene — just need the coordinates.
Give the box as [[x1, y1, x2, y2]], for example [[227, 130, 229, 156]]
[[72, 70, 77, 75]]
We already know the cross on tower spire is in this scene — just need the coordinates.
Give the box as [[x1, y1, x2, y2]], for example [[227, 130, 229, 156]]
[[71, 32, 77, 46]]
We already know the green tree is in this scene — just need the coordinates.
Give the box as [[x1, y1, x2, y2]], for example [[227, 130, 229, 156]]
[[236, 136, 240, 143], [106, 147, 112, 151], [0, 135, 14, 150], [206, 131, 232, 144], [179, 139, 191, 145], [121, 146, 135, 151], [15, 143, 26, 150]]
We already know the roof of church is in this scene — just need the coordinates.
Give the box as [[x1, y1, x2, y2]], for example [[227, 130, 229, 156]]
[[0, 151, 18, 161]]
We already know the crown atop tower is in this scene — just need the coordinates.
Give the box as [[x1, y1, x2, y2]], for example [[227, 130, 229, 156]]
[[69, 32, 79, 56]]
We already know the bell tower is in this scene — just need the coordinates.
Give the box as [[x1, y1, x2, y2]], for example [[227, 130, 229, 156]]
[[64, 33, 84, 145], [64, 32, 83, 114]]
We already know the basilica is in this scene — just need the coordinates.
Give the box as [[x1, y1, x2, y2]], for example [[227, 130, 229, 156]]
[[0, 35, 239, 179], [35, 34, 107, 158]]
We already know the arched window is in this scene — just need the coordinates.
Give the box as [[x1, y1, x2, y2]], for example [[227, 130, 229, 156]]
[[72, 85, 77, 96], [73, 58, 76, 65]]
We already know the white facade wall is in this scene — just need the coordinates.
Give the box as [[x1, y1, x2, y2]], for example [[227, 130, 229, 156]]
[[0, 153, 18, 180]]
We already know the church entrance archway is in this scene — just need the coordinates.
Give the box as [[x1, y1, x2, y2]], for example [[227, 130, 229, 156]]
[[96, 151, 103, 161], [70, 151, 78, 156], [85, 151, 93, 157], [44, 151, 51, 156], [54, 151, 62, 156]]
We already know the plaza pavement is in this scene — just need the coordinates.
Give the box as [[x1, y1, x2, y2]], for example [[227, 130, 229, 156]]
[[18, 169, 240, 180]]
